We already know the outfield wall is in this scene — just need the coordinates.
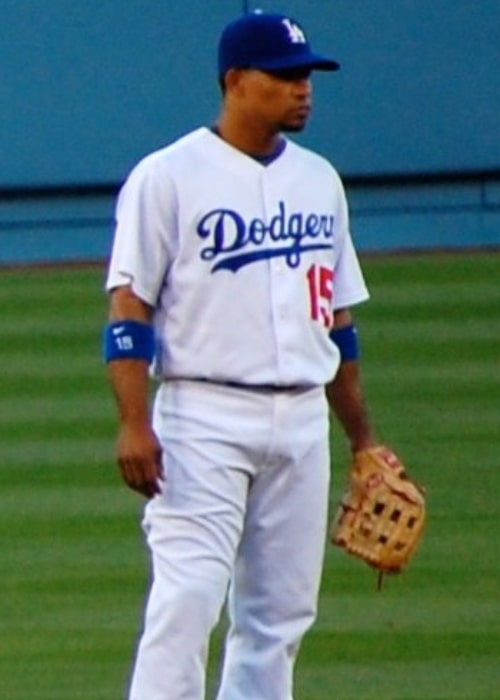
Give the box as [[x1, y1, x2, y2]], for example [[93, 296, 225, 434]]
[[2, 175, 499, 266], [1, 0, 499, 264]]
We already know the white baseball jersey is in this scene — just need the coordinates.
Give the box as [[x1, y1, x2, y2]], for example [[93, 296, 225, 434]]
[[106, 127, 369, 386]]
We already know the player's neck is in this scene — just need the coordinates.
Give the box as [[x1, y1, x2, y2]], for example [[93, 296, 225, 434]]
[[214, 116, 283, 158]]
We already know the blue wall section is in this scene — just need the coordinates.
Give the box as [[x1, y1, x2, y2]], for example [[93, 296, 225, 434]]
[[1, 0, 499, 264], [2, 0, 498, 185], [350, 179, 500, 251], [0, 0, 237, 187], [2, 176, 498, 265], [254, 0, 500, 176], [0, 193, 114, 265]]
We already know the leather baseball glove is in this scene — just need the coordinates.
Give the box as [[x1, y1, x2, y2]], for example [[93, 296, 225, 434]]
[[330, 446, 426, 580]]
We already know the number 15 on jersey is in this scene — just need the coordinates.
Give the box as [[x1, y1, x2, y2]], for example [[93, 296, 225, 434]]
[[307, 264, 334, 328]]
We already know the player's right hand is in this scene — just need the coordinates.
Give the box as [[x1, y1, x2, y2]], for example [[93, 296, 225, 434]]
[[116, 422, 164, 498]]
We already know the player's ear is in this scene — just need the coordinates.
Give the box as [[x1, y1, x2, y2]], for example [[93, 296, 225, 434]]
[[224, 68, 247, 96]]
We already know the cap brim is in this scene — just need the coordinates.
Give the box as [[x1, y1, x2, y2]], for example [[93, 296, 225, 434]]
[[253, 52, 340, 72]]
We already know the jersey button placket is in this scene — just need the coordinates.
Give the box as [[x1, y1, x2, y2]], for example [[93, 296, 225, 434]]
[[262, 176, 292, 383]]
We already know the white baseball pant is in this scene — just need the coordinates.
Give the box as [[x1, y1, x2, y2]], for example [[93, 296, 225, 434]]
[[128, 379, 330, 700]]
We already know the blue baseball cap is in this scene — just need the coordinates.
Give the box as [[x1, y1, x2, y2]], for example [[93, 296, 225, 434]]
[[218, 11, 340, 78]]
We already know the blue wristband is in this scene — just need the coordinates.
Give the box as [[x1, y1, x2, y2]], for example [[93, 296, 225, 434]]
[[103, 320, 155, 363], [329, 324, 360, 362]]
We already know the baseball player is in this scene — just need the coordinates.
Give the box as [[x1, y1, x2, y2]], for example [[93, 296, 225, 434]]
[[104, 11, 377, 700]]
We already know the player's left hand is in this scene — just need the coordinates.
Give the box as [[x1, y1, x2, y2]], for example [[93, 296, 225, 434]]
[[116, 422, 164, 498], [330, 445, 426, 577]]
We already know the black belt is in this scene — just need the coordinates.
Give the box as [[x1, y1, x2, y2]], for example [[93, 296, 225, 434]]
[[193, 378, 307, 392], [225, 381, 304, 392]]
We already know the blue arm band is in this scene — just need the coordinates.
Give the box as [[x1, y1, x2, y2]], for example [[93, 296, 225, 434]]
[[329, 323, 360, 362], [103, 320, 155, 363]]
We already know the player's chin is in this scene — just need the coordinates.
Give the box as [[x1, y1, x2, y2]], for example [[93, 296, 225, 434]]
[[280, 117, 308, 133], [280, 111, 310, 133], [282, 123, 307, 133]]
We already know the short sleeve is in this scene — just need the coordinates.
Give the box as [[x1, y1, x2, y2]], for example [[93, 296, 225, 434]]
[[106, 154, 177, 305]]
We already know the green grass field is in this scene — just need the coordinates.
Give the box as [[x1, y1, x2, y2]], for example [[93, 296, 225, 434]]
[[1, 252, 499, 699]]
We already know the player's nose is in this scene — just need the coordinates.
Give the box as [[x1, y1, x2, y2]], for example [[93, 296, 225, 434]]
[[294, 77, 312, 100], [293, 74, 312, 91]]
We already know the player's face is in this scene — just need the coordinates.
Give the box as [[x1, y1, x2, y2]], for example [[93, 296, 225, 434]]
[[240, 67, 313, 133]]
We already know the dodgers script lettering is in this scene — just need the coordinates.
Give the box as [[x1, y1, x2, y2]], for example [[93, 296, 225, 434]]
[[197, 201, 334, 273]]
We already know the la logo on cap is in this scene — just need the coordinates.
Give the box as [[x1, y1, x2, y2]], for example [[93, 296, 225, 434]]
[[282, 18, 307, 44]]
